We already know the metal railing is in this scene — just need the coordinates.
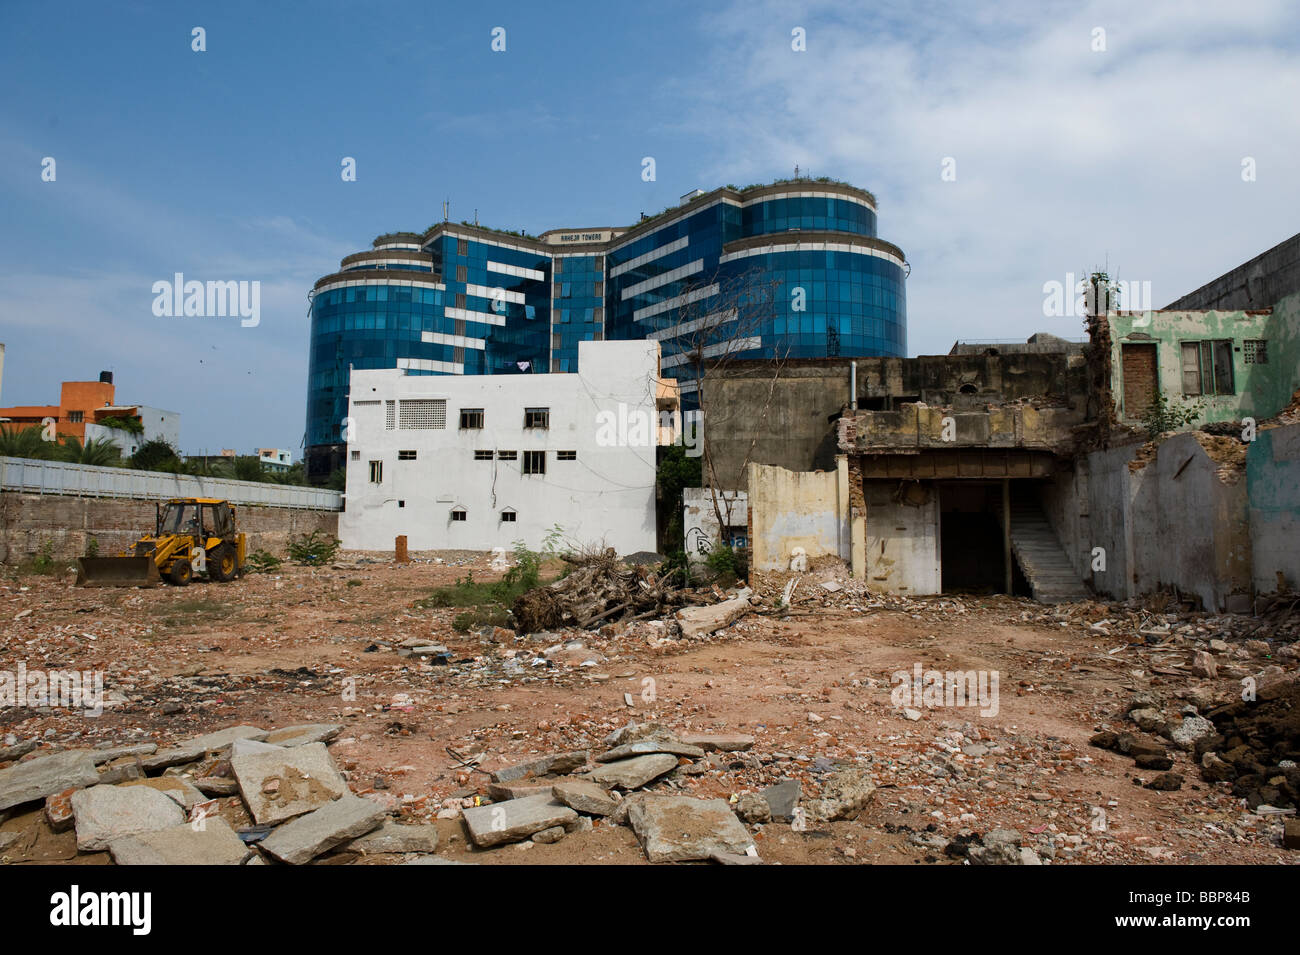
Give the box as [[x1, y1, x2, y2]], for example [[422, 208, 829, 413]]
[[0, 457, 342, 511]]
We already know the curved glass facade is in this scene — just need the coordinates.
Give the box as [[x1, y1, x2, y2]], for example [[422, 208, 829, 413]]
[[305, 182, 906, 480]]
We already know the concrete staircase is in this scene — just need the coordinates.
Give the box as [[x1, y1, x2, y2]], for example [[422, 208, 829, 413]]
[[1009, 503, 1091, 603]]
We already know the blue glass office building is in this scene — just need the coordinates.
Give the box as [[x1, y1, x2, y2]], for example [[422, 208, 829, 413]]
[[305, 180, 906, 480]]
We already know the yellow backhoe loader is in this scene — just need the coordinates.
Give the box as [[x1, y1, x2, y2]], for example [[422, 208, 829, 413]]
[[76, 497, 246, 587]]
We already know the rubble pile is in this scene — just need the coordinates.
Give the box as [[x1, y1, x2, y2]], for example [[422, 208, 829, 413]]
[[511, 550, 695, 633], [0, 722, 438, 865]]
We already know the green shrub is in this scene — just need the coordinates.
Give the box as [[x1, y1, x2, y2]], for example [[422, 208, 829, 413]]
[[245, 549, 283, 573], [287, 531, 340, 565], [85, 537, 100, 559]]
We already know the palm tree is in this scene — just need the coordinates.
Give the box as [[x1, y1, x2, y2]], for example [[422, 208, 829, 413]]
[[0, 424, 59, 460], [58, 436, 122, 467]]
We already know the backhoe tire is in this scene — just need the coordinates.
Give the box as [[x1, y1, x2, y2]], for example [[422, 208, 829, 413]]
[[166, 560, 193, 586], [208, 544, 238, 582]]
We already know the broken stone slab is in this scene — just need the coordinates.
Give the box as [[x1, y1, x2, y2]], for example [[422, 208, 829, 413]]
[[462, 794, 578, 848], [259, 794, 387, 865], [487, 778, 573, 801], [552, 779, 619, 816], [533, 825, 565, 844], [194, 777, 240, 797], [763, 779, 802, 821], [0, 749, 99, 812], [627, 795, 756, 863], [679, 733, 754, 753], [804, 765, 876, 823], [675, 588, 754, 639], [586, 753, 678, 790], [0, 739, 38, 763], [596, 740, 705, 762], [109, 818, 249, 865], [97, 756, 146, 785], [120, 776, 207, 809], [230, 738, 285, 757], [489, 751, 589, 783], [264, 724, 343, 748], [230, 742, 348, 825], [603, 722, 682, 748], [348, 820, 440, 854], [89, 743, 157, 765], [141, 726, 268, 772], [71, 784, 186, 851]]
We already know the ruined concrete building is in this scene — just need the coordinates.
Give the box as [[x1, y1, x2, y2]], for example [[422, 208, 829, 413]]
[[692, 233, 1300, 610]]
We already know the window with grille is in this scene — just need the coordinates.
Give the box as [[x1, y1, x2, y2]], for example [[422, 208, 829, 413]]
[[350, 450, 360, 461], [456, 293, 466, 309], [497, 450, 517, 460], [368, 460, 383, 483], [554, 259, 563, 274], [501, 510, 517, 522], [353, 399, 380, 407], [451, 507, 467, 521], [594, 256, 604, 270], [1244, 340, 1268, 364], [524, 407, 550, 429], [385, 400, 395, 429], [398, 450, 417, 461], [553, 283, 563, 299], [398, 399, 447, 429], [457, 238, 468, 256], [68, 411, 84, 423], [474, 449, 493, 461], [523, 450, 546, 474], [456, 265, 467, 283], [460, 408, 484, 429], [557, 450, 576, 461]]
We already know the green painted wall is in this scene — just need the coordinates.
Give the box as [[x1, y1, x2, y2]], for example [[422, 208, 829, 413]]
[[1108, 291, 1300, 426]]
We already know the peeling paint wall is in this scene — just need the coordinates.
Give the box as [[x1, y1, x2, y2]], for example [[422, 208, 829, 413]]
[[1103, 292, 1300, 426], [861, 479, 940, 594], [746, 459, 848, 571], [1246, 423, 1300, 592]]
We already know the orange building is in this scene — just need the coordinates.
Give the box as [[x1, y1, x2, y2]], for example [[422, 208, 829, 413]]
[[0, 373, 117, 440]]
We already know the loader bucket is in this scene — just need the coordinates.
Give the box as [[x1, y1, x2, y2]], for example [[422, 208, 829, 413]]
[[75, 556, 161, 588]]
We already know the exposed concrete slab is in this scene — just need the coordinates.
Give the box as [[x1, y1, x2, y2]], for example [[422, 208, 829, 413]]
[[596, 740, 704, 762], [109, 818, 248, 865], [141, 726, 268, 772], [71, 784, 186, 851], [680, 733, 755, 753], [230, 742, 347, 825], [119, 776, 207, 809], [264, 724, 343, 747], [462, 795, 578, 848], [259, 794, 387, 865], [349, 820, 440, 854], [675, 589, 753, 639], [586, 753, 678, 790], [0, 750, 99, 812], [489, 751, 589, 783], [552, 779, 619, 816], [627, 795, 756, 863]]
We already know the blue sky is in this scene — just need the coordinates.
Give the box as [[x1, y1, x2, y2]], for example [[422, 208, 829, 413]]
[[1, 0, 1297, 454]]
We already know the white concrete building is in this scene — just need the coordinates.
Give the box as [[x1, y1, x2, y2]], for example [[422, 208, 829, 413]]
[[256, 448, 294, 472], [85, 404, 180, 457], [339, 340, 678, 554]]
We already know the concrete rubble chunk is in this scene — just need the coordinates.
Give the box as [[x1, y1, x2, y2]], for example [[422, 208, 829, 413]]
[[627, 795, 757, 863], [552, 779, 619, 816], [586, 753, 678, 790], [0, 750, 99, 812], [264, 724, 343, 747], [462, 794, 578, 848], [596, 740, 705, 762], [680, 733, 755, 753], [675, 588, 754, 639], [120, 776, 207, 809], [231, 738, 285, 757], [489, 751, 589, 783], [804, 765, 876, 823], [141, 726, 268, 772], [603, 722, 681, 748], [488, 778, 572, 801], [71, 784, 186, 851], [230, 742, 347, 825], [109, 818, 249, 865], [88, 744, 157, 765], [709, 849, 764, 865], [349, 820, 440, 854], [259, 794, 387, 865], [763, 779, 802, 821]]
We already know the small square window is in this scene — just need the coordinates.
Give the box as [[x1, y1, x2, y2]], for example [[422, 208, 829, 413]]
[[398, 500, 405, 508], [369, 460, 383, 484], [68, 411, 84, 423], [1244, 340, 1268, 364], [523, 450, 546, 475], [524, 407, 550, 429], [557, 450, 576, 461], [350, 450, 360, 461], [398, 450, 417, 461], [501, 511, 517, 522], [497, 450, 517, 460], [474, 450, 494, 461], [460, 409, 484, 429], [451, 507, 467, 521]]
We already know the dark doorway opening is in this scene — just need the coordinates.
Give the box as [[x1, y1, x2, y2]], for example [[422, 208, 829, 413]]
[[938, 482, 1032, 596]]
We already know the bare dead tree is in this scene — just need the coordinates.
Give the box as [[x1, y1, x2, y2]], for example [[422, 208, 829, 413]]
[[647, 265, 788, 546]]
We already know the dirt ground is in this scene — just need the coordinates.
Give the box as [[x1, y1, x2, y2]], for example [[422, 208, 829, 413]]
[[1, 552, 1296, 866]]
